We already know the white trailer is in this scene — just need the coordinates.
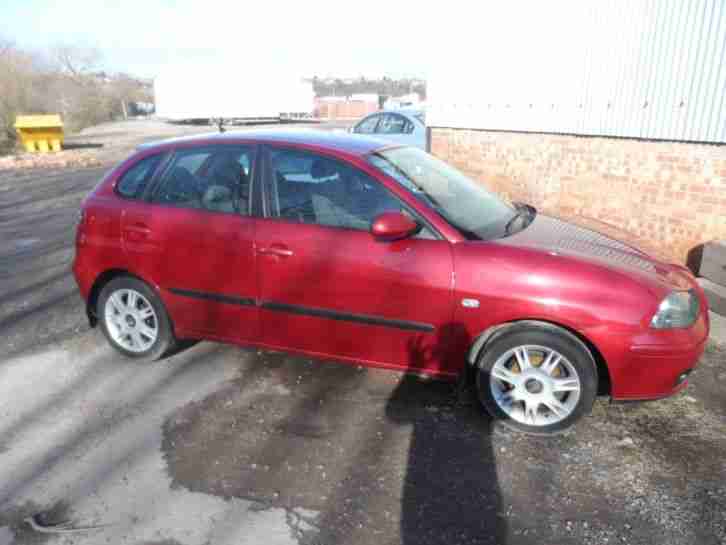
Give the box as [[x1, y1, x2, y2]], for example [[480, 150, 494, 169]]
[[154, 64, 314, 122]]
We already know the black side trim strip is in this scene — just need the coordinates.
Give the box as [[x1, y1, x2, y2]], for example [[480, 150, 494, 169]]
[[167, 289, 434, 332], [169, 288, 255, 307], [261, 301, 434, 332]]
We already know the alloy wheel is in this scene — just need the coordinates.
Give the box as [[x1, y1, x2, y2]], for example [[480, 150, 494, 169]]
[[103, 288, 159, 353], [489, 344, 581, 426]]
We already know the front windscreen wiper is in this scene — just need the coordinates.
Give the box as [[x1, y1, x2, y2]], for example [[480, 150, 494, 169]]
[[504, 204, 533, 235]]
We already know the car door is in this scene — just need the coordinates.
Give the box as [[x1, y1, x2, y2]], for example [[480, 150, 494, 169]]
[[255, 145, 457, 376], [122, 143, 259, 341]]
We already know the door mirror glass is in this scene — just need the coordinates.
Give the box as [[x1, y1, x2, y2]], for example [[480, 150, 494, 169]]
[[371, 211, 419, 241]]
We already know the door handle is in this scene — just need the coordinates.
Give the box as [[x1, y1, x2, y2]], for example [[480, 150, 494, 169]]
[[125, 223, 151, 234], [123, 223, 151, 241], [257, 245, 293, 258]]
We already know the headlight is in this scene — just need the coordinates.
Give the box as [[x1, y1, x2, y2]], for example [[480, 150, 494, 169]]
[[650, 289, 700, 329]]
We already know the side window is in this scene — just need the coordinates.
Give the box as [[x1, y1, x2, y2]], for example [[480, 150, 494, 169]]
[[269, 149, 403, 231], [175, 152, 209, 173], [377, 114, 408, 134], [152, 146, 255, 214], [116, 154, 162, 199], [353, 115, 380, 134]]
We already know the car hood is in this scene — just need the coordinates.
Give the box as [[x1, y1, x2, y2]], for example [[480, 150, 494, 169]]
[[497, 214, 693, 291]]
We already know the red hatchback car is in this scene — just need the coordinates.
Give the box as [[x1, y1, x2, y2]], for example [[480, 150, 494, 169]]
[[73, 130, 710, 433]]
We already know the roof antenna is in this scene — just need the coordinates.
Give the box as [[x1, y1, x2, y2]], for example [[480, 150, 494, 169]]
[[217, 118, 226, 133]]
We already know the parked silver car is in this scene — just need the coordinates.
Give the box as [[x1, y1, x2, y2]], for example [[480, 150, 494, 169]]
[[350, 110, 427, 150]]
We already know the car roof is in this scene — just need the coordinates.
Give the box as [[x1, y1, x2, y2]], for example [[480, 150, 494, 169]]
[[137, 128, 392, 156], [355, 109, 425, 127], [362, 109, 424, 118]]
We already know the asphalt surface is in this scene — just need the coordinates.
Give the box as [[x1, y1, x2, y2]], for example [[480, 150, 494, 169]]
[[0, 120, 724, 545]]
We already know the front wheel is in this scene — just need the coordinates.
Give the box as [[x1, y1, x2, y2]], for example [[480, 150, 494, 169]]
[[98, 276, 175, 360], [476, 325, 598, 435]]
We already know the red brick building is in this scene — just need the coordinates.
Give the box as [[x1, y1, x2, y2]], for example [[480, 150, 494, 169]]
[[427, 1, 725, 266], [314, 95, 378, 121]]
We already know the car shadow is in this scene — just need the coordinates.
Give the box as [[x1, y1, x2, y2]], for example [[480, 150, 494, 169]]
[[386, 375, 507, 545], [163, 338, 199, 358], [388, 320, 507, 544]]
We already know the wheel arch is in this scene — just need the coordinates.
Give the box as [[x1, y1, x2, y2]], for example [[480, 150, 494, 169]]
[[86, 269, 144, 326], [467, 319, 611, 396]]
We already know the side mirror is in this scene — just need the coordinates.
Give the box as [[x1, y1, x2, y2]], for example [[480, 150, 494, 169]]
[[371, 211, 419, 241]]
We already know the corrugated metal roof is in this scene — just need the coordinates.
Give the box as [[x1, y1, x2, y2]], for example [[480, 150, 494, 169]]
[[427, 0, 726, 143]]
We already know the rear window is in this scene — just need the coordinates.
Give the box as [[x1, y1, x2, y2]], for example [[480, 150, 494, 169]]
[[116, 154, 163, 199]]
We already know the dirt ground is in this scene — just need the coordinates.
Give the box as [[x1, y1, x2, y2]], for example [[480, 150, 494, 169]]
[[0, 120, 724, 545]]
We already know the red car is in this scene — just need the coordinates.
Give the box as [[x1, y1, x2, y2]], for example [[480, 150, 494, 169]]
[[73, 130, 710, 433]]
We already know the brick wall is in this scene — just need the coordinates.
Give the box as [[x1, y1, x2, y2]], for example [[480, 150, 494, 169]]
[[430, 128, 726, 266], [314, 99, 378, 120]]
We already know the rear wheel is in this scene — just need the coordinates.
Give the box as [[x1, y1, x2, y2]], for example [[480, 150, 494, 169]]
[[476, 325, 597, 434], [98, 276, 175, 360]]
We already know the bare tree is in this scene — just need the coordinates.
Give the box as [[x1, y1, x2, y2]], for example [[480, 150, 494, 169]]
[[111, 73, 149, 120], [0, 38, 155, 149], [0, 39, 41, 141], [48, 43, 119, 130], [51, 43, 102, 83]]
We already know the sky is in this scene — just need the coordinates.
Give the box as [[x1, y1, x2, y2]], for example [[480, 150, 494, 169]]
[[0, 0, 443, 79]]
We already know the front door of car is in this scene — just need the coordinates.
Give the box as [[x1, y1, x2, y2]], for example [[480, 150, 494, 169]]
[[255, 146, 457, 375], [122, 144, 259, 341]]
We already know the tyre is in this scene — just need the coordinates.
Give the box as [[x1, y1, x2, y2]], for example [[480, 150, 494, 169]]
[[97, 276, 175, 360], [475, 324, 598, 435]]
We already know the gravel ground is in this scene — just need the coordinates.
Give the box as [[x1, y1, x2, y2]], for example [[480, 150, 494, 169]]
[[0, 120, 724, 545]]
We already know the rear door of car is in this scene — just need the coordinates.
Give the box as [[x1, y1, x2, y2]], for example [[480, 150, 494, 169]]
[[121, 143, 260, 341], [254, 144, 457, 376], [93, 151, 165, 285], [374, 113, 421, 147]]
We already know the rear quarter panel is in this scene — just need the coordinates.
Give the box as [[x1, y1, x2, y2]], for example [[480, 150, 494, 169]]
[[73, 150, 164, 306]]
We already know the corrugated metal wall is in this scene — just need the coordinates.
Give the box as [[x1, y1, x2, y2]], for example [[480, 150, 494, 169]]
[[427, 0, 726, 143]]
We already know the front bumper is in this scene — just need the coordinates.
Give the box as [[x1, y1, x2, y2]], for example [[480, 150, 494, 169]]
[[608, 310, 710, 400]]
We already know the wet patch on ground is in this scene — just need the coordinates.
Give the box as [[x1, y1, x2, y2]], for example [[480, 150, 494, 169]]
[[162, 344, 726, 545], [163, 351, 504, 545]]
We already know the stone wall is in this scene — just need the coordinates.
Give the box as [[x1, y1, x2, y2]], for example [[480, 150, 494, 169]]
[[430, 128, 726, 265]]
